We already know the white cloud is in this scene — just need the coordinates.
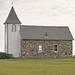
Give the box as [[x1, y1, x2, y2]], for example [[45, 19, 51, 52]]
[[51, 5, 66, 10]]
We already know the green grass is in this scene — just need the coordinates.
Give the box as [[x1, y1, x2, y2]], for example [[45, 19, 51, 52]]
[[0, 58, 75, 75]]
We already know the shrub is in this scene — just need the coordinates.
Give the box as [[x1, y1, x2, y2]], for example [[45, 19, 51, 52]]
[[0, 52, 13, 59], [72, 55, 75, 58]]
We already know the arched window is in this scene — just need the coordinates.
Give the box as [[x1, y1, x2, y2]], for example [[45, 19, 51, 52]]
[[12, 24, 16, 32]]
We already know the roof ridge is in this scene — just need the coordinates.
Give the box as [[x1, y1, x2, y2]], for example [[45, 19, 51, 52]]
[[21, 25, 68, 28]]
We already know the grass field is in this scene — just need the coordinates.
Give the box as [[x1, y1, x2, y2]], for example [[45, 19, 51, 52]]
[[0, 58, 75, 75]]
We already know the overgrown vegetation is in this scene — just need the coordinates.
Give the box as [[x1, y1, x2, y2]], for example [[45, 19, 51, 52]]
[[0, 52, 13, 59], [0, 58, 75, 75]]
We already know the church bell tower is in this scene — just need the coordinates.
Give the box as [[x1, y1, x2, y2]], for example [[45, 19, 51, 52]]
[[4, 6, 21, 57]]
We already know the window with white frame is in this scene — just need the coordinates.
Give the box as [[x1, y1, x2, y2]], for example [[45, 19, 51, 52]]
[[54, 45, 58, 52], [12, 24, 16, 32], [38, 44, 42, 53]]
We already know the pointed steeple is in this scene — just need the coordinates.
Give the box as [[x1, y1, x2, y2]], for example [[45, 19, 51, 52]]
[[4, 7, 21, 24]]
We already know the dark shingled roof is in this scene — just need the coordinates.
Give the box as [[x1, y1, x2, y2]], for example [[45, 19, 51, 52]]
[[20, 25, 74, 40], [4, 7, 21, 24]]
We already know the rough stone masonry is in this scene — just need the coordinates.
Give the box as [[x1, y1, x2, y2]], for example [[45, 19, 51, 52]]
[[21, 40, 72, 58]]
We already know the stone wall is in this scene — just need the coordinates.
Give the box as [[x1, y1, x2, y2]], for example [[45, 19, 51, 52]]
[[21, 40, 72, 58]]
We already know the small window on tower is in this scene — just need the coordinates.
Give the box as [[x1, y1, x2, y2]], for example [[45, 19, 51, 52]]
[[12, 24, 16, 32]]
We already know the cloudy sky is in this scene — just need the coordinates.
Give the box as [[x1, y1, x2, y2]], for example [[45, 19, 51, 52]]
[[0, 0, 75, 55]]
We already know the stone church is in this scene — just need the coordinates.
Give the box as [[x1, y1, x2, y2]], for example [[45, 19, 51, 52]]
[[4, 6, 74, 58]]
